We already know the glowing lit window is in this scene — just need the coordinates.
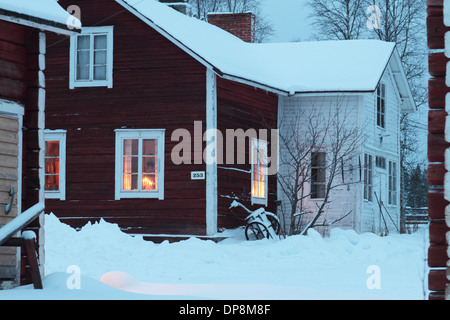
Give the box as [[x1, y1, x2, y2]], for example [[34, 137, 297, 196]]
[[45, 141, 59, 190], [44, 130, 66, 200], [251, 139, 267, 206], [115, 129, 165, 200]]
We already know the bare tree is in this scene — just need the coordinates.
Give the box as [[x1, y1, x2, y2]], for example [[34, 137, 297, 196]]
[[277, 104, 328, 235], [307, 0, 367, 40], [191, 0, 223, 19], [277, 97, 363, 236], [365, 0, 427, 107], [364, 0, 427, 233], [189, 0, 274, 43], [307, 0, 427, 107]]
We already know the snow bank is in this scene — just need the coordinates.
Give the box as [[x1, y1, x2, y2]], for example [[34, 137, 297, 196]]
[[0, 213, 428, 300]]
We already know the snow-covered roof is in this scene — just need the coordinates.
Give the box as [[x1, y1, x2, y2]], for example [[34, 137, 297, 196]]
[[116, 0, 415, 111], [0, 0, 80, 35]]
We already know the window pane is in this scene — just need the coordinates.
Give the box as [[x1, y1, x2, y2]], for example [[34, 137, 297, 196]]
[[142, 174, 157, 191], [77, 50, 90, 66], [312, 152, 325, 167], [94, 35, 107, 49], [77, 66, 89, 80], [258, 182, 265, 198], [123, 139, 138, 155], [317, 153, 326, 166], [123, 156, 138, 173], [258, 165, 265, 181], [45, 158, 60, 174], [77, 50, 90, 80], [123, 174, 138, 191], [311, 168, 318, 181], [94, 65, 106, 80], [46, 141, 59, 157], [77, 35, 90, 49], [45, 175, 59, 191], [311, 153, 318, 167], [252, 162, 258, 177], [143, 156, 157, 173], [317, 168, 325, 182], [252, 180, 258, 197], [94, 50, 106, 65], [311, 184, 325, 198], [143, 139, 157, 156], [316, 185, 325, 198]]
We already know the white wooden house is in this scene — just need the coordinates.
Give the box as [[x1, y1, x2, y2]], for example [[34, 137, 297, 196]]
[[277, 41, 416, 235]]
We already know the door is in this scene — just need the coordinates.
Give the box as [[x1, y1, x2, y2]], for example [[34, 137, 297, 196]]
[[377, 168, 388, 234], [0, 113, 21, 284]]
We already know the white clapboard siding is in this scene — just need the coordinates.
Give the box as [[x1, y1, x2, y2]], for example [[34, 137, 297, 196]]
[[277, 94, 362, 235], [277, 63, 402, 236], [360, 68, 401, 235]]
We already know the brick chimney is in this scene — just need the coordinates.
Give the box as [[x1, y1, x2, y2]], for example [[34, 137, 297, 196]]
[[207, 12, 255, 43]]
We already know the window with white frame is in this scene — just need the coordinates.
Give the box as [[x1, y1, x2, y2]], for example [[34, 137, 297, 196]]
[[311, 151, 326, 199], [70, 26, 113, 89], [388, 161, 398, 205], [376, 83, 386, 128], [363, 153, 373, 202], [115, 129, 165, 200], [44, 130, 66, 200], [251, 139, 268, 206]]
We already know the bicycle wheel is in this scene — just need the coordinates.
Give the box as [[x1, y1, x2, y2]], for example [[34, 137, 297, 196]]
[[245, 221, 271, 240], [266, 214, 280, 235]]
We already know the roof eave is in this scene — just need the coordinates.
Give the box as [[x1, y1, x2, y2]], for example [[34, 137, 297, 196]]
[[390, 47, 417, 114], [115, 0, 289, 95], [0, 8, 80, 35]]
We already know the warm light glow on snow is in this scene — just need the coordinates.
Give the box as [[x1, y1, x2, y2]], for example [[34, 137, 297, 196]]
[[99, 271, 189, 296]]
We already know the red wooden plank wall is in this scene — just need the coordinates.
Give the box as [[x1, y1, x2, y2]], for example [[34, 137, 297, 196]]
[[45, 0, 280, 236], [426, 0, 450, 300], [44, 0, 208, 235], [216, 78, 278, 229]]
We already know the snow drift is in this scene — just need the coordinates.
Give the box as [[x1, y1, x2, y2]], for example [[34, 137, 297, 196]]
[[0, 213, 428, 300]]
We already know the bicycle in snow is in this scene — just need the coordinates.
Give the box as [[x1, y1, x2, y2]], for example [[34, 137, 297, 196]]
[[229, 200, 281, 240]]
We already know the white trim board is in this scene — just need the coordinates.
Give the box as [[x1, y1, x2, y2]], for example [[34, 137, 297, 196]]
[[206, 68, 218, 236]]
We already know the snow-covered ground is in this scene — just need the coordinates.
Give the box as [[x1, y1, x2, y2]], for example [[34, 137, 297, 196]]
[[0, 213, 428, 300]]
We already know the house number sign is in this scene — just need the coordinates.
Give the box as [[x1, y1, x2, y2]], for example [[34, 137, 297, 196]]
[[191, 171, 205, 180]]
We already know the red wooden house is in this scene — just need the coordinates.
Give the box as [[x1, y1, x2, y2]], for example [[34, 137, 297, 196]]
[[44, 0, 278, 238], [0, 0, 79, 287]]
